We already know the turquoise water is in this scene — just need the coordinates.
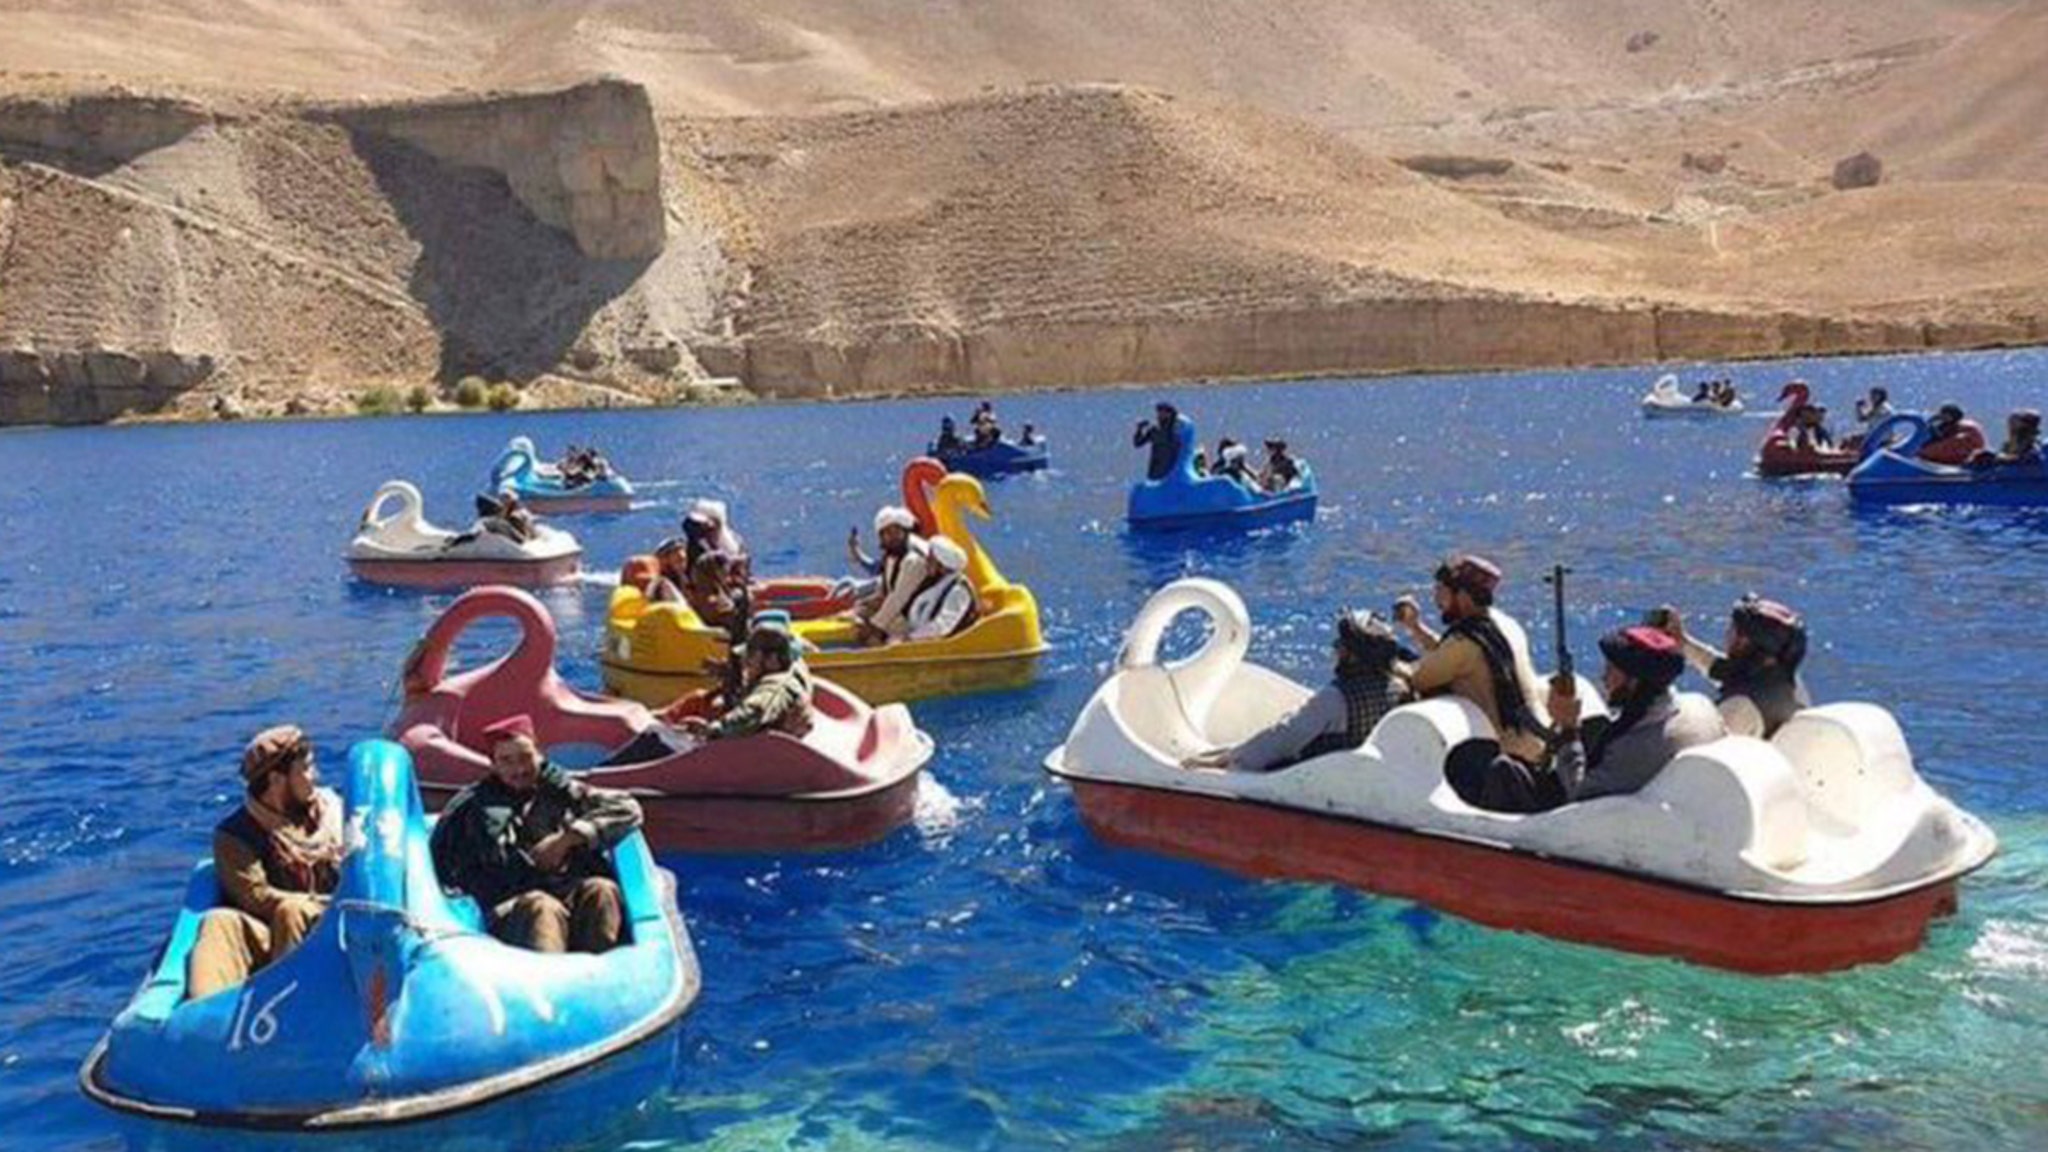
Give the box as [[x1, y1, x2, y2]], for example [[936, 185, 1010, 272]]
[[3, 349, 2045, 1150]]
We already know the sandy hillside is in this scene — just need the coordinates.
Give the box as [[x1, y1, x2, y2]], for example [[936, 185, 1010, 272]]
[[2, 1, 2044, 420]]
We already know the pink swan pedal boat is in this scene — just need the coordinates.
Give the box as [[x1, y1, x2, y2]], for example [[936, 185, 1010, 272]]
[[392, 585, 934, 853], [1045, 578, 1999, 975], [346, 480, 583, 589]]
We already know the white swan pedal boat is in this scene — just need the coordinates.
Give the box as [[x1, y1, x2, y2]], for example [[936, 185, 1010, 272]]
[[1642, 374, 1745, 418], [1044, 579, 1996, 974], [346, 481, 583, 589]]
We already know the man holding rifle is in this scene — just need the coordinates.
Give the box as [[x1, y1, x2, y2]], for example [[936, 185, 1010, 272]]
[[1416, 560, 1725, 813]]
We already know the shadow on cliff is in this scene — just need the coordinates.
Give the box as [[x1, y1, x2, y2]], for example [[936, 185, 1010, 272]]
[[345, 133, 651, 383]]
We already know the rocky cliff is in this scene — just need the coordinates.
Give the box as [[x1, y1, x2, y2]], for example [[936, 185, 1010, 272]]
[[0, 79, 725, 424]]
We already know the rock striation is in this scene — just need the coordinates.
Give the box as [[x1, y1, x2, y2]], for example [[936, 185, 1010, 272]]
[[321, 79, 665, 261]]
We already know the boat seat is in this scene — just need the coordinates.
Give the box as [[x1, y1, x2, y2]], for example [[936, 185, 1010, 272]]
[[1770, 704, 1919, 840], [1635, 737, 1809, 872]]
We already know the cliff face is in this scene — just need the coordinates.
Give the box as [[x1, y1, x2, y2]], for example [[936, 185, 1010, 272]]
[[322, 79, 665, 262], [0, 79, 727, 424], [5, 31, 2048, 423]]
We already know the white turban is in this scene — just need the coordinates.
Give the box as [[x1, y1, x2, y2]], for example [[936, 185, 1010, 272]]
[[688, 498, 728, 526], [874, 505, 917, 533], [928, 535, 968, 572]]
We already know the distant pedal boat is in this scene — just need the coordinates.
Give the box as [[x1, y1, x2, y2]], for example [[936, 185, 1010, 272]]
[[346, 480, 583, 588], [490, 437, 635, 514]]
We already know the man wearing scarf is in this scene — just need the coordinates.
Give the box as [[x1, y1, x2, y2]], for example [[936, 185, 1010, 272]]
[[855, 505, 930, 645], [1394, 554, 1552, 766], [1185, 610, 1415, 773], [430, 716, 643, 953], [1658, 595, 1812, 738], [1449, 627, 1725, 812], [186, 725, 345, 999]]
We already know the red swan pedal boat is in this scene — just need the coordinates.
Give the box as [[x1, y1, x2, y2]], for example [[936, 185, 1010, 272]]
[[1757, 382, 1987, 478], [615, 457, 952, 619], [392, 585, 934, 853]]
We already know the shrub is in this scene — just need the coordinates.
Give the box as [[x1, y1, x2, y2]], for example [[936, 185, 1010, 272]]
[[355, 385, 404, 416], [453, 376, 488, 408], [405, 384, 433, 413], [486, 382, 521, 411]]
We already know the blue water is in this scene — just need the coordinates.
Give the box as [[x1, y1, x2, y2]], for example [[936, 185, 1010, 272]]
[[5, 349, 2047, 1151]]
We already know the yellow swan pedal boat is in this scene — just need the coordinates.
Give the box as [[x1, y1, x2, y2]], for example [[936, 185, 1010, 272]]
[[601, 473, 1047, 705]]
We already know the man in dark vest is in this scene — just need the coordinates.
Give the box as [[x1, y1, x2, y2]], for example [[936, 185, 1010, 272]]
[[186, 725, 345, 999], [1658, 594, 1812, 738], [1447, 625, 1725, 812], [1184, 610, 1413, 772], [430, 715, 644, 953], [1133, 402, 1183, 481]]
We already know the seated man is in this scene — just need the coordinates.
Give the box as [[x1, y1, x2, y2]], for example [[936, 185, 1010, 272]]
[[1855, 386, 1894, 432], [906, 536, 980, 641], [1395, 554, 1551, 767], [430, 716, 643, 954], [684, 548, 747, 634], [935, 416, 965, 454], [1793, 404, 1835, 452], [1989, 409, 2043, 465], [1692, 381, 1713, 404], [1449, 626, 1725, 813], [855, 506, 930, 645], [1213, 438, 1252, 484], [471, 490, 537, 544], [1185, 610, 1414, 773], [971, 400, 1000, 446], [1018, 423, 1043, 447], [1259, 439, 1303, 491], [1657, 595, 1811, 738], [682, 499, 748, 574], [672, 616, 815, 741], [644, 536, 691, 604], [1928, 402, 1969, 446], [187, 726, 344, 999]]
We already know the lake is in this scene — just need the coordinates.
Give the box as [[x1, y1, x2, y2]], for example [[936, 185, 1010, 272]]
[[4, 348, 2045, 1150]]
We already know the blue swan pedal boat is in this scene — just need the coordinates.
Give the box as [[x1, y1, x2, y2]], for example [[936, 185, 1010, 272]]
[[80, 739, 699, 1130], [931, 437, 1050, 478], [1126, 417, 1317, 531], [1849, 413, 2048, 506], [490, 436, 636, 513]]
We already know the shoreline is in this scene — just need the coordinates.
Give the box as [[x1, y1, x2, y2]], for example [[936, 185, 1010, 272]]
[[7, 336, 2037, 434]]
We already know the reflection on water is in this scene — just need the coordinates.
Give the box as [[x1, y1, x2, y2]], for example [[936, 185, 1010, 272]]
[[3, 347, 2046, 1150]]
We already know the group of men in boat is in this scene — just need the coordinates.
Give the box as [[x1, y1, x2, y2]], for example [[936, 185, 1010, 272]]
[[185, 717, 650, 999], [934, 401, 1043, 455], [1789, 386, 2042, 465], [845, 505, 981, 645], [1689, 379, 1741, 407], [1187, 553, 1815, 815], [554, 444, 615, 488], [636, 498, 982, 652], [1134, 401, 1305, 492]]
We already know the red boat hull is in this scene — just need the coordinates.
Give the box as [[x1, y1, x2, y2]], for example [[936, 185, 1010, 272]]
[[1067, 778, 1960, 975], [421, 772, 920, 854], [1756, 439, 1858, 478]]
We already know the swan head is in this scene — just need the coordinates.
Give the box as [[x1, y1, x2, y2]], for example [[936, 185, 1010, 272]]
[[1777, 380, 1811, 407], [936, 473, 992, 521]]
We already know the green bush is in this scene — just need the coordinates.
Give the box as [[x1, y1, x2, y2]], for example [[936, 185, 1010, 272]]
[[355, 385, 404, 416], [486, 382, 521, 411], [405, 384, 433, 413], [453, 376, 488, 408]]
